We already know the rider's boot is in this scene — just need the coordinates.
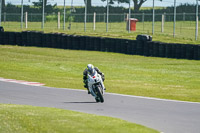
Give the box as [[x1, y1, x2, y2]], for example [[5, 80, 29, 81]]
[[84, 84, 90, 94], [87, 88, 91, 94]]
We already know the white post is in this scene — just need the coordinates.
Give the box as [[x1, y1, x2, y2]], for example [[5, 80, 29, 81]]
[[93, 12, 96, 31], [25, 12, 28, 29], [63, 0, 66, 30], [195, 0, 198, 40], [106, 0, 109, 32], [128, 0, 131, 33], [58, 12, 60, 29], [173, 0, 176, 38], [0, 0, 2, 26], [152, 0, 155, 35], [42, 0, 45, 29], [161, 14, 164, 32], [21, 0, 24, 29], [84, 0, 87, 32], [126, 14, 129, 21]]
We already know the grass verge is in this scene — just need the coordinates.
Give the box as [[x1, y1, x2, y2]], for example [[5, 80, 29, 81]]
[[0, 104, 159, 133], [0, 45, 200, 102]]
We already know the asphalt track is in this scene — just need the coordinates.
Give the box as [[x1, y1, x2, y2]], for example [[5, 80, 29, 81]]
[[1, 81, 200, 133]]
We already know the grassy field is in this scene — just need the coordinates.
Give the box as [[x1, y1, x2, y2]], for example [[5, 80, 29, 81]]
[[0, 104, 159, 133], [2, 21, 200, 44], [0, 45, 200, 102]]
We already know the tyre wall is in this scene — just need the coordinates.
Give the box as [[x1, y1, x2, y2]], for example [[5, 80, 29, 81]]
[[0, 31, 199, 60]]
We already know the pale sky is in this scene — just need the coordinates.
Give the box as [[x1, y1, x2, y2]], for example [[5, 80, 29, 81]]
[[5, 0, 198, 7]]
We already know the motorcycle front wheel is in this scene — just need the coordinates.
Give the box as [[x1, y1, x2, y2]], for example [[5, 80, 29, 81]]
[[95, 86, 104, 103]]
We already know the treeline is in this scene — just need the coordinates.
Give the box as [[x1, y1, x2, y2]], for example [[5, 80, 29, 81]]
[[3, 3, 199, 14], [2, 3, 59, 14]]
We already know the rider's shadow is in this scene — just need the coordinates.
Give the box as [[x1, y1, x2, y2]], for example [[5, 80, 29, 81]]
[[64, 101, 97, 104]]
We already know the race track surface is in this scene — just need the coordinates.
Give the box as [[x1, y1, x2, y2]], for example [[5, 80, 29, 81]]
[[0, 81, 200, 133]]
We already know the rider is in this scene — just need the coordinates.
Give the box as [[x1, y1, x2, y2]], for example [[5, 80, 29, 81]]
[[83, 64, 105, 94]]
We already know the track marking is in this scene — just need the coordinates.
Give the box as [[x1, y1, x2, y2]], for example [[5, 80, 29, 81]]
[[0, 77, 45, 86]]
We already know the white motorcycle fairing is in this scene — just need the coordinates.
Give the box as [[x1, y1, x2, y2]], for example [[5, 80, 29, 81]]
[[87, 70, 105, 103]]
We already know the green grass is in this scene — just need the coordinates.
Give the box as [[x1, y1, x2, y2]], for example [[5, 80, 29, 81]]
[[2, 21, 200, 44], [0, 104, 159, 133], [0, 45, 200, 102]]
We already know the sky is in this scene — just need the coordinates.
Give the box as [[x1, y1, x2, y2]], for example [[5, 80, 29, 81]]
[[5, 0, 198, 7]]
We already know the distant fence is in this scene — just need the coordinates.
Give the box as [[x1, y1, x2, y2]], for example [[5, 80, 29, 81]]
[[0, 12, 197, 22], [0, 30, 199, 60]]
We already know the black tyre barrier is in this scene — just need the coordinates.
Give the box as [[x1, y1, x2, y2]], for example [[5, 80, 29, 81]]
[[42, 33, 48, 47], [152, 42, 160, 57], [171, 44, 176, 58], [4, 32, 11, 45], [131, 40, 137, 55], [0, 31, 199, 60], [93, 37, 101, 51], [121, 39, 128, 54], [193, 45, 199, 60], [26, 31, 32, 46], [180, 44, 186, 59], [47, 33, 54, 48], [61, 34, 68, 49], [126, 40, 132, 55], [72, 35, 81, 50], [33, 32, 42, 47], [15, 32, 22, 46], [115, 38, 122, 53], [143, 41, 150, 56], [147, 41, 154, 57], [56, 33, 63, 49], [30, 31, 35, 46], [51, 33, 58, 48], [105, 38, 112, 52], [8, 32, 16, 45], [175, 44, 182, 59], [165, 43, 172, 58], [111, 38, 117, 53], [22, 31, 28, 46], [79, 36, 86, 50], [100, 37, 106, 52], [0, 32, 4, 44], [198, 45, 200, 60], [186, 44, 194, 60], [84, 36, 90, 50], [158, 43, 166, 57], [136, 40, 144, 55]]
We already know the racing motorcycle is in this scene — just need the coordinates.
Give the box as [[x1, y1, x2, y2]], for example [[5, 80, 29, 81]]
[[87, 70, 105, 103]]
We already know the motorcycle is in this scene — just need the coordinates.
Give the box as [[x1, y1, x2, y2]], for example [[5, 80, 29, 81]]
[[87, 70, 105, 103]]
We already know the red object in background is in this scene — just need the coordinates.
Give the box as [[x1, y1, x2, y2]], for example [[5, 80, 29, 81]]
[[126, 18, 138, 31]]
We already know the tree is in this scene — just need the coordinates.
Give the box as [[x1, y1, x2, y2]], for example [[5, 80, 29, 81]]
[[33, 0, 48, 7], [1, 0, 5, 11], [84, 0, 92, 11], [32, 0, 57, 13], [133, 0, 148, 12], [102, 0, 162, 12]]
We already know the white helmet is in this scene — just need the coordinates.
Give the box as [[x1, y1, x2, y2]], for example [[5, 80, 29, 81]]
[[87, 64, 95, 75]]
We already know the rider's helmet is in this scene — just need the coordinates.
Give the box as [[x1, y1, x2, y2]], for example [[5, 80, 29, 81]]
[[87, 64, 95, 75]]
